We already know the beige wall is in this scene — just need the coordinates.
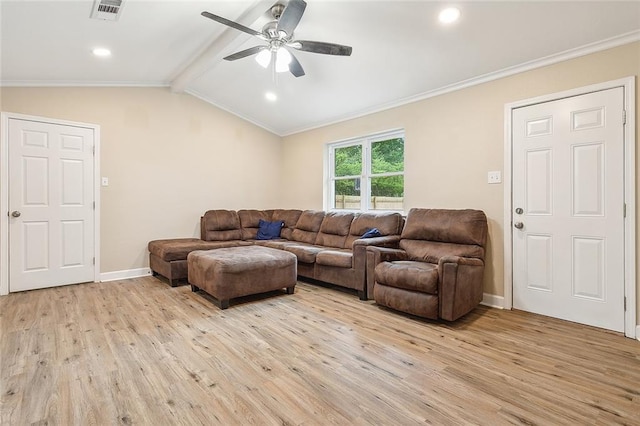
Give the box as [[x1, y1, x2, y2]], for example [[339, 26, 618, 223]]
[[1, 87, 282, 273], [280, 42, 640, 322]]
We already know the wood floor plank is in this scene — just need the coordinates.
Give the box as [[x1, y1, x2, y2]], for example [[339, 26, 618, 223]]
[[1, 277, 639, 425]]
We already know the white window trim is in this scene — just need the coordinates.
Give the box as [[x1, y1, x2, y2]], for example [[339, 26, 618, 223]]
[[325, 128, 405, 213]]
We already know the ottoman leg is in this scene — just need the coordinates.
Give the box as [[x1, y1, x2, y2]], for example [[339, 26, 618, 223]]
[[191, 285, 200, 292], [286, 286, 295, 295], [219, 299, 230, 310]]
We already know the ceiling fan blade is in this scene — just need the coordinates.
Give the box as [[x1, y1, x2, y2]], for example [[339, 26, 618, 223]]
[[201, 11, 264, 38], [292, 40, 352, 56], [277, 0, 307, 36], [287, 51, 305, 77], [223, 46, 266, 61]]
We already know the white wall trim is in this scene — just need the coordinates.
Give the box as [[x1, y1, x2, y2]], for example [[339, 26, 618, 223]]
[[280, 31, 640, 137], [100, 268, 152, 283], [503, 77, 637, 339], [481, 293, 504, 309], [0, 112, 101, 296], [0, 81, 168, 88], [637, 326, 640, 342]]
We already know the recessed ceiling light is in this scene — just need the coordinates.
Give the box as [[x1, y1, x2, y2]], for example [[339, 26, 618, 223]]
[[265, 92, 277, 102], [439, 7, 460, 24], [92, 47, 111, 57]]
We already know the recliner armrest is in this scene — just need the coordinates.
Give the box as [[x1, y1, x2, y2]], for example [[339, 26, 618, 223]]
[[437, 256, 485, 321], [365, 246, 408, 300]]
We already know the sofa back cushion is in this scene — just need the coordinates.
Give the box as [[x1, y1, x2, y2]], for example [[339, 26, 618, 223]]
[[238, 209, 274, 240], [315, 212, 355, 248], [344, 212, 404, 248], [201, 210, 242, 241], [400, 208, 487, 262], [271, 209, 303, 240], [291, 210, 325, 244]]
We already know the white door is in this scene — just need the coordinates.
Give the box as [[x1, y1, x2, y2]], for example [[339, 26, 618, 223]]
[[512, 87, 625, 332], [8, 118, 95, 292]]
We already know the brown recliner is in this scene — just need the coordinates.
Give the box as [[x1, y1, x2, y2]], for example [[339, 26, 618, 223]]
[[366, 208, 488, 321]]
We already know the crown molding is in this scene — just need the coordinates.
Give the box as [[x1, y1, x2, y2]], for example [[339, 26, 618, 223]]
[[0, 80, 169, 88], [1, 31, 638, 138], [185, 88, 281, 136], [280, 30, 640, 136]]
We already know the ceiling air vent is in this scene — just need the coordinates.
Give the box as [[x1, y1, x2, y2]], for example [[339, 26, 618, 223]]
[[90, 0, 124, 21]]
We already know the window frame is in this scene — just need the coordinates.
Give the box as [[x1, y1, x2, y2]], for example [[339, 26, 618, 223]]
[[325, 128, 405, 213]]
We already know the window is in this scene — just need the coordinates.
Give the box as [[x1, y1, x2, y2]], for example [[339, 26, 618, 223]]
[[327, 129, 404, 211]]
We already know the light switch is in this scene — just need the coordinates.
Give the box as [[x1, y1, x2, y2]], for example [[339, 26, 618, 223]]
[[101, 177, 109, 186], [488, 171, 502, 184]]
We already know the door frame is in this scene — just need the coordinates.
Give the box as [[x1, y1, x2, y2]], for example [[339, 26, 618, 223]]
[[0, 112, 101, 295], [503, 77, 636, 338]]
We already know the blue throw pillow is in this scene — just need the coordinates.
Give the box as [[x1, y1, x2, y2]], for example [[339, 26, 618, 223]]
[[361, 228, 382, 238], [257, 219, 284, 240]]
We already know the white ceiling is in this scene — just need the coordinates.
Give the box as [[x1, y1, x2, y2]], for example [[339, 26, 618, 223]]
[[1, 1, 639, 136]]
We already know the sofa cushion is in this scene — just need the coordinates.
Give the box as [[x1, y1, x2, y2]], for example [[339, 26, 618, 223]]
[[148, 238, 248, 262], [399, 240, 485, 263], [238, 209, 273, 240], [316, 249, 353, 268], [257, 219, 284, 240], [284, 244, 326, 263], [401, 208, 487, 247], [271, 209, 303, 240], [315, 212, 355, 248], [291, 210, 325, 244], [375, 261, 439, 294], [344, 212, 404, 248], [202, 210, 242, 241], [254, 239, 297, 250]]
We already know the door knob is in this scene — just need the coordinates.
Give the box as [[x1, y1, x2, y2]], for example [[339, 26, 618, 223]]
[[11, 211, 21, 218], [514, 221, 524, 229]]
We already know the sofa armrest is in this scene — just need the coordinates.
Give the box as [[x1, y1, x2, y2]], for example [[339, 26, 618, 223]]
[[437, 256, 485, 321], [352, 235, 401, 249], [365, 246, 408, 300]]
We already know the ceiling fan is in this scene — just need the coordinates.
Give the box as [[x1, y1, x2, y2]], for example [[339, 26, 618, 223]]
[[201, 0, 352, 77]]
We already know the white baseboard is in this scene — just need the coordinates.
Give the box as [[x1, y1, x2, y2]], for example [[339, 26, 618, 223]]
[[481, 293, 505, 309], [100, 267, 152, 282], [636, 325, 640, 341]]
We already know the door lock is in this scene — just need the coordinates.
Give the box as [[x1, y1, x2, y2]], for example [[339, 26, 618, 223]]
[[11, 211, 21, 218], [515, 207, 523, 215]]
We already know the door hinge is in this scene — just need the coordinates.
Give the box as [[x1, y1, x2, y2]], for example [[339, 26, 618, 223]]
[[624, 297, 627, 311], [93, 201, 95, 210], [93, 257, 95, 265], [623, 203, 626, 218], [623, 110, 627, 125]]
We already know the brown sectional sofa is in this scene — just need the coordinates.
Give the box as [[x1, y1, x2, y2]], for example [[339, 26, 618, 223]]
[[148, 209, 404, 300]]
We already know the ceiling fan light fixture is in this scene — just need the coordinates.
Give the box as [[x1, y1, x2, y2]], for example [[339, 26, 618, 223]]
[[275, 48, 292, 73], [439, 7, 460, 24], [92, 47, 111, 57], [255, 49, 271, 68], [265, 92, 278, 102]]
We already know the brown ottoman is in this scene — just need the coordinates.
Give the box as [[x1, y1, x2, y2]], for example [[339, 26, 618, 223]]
[[187, 246, 297, 309]]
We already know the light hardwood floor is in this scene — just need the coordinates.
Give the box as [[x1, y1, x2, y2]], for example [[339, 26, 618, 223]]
[[1, 277, 639, 425]]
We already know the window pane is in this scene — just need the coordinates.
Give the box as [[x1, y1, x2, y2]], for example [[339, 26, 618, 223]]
[[370, 175, 404, 210], [334, 178, 361, 209], [371, 138, 404, 174], [334, 145, 362, 177]]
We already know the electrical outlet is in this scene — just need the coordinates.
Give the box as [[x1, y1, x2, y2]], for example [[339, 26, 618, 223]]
[[488, 171, 502, 184]]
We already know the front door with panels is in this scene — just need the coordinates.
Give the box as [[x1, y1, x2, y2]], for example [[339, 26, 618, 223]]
[[512, 87, 625, 332], [8, 118, 95, 292]]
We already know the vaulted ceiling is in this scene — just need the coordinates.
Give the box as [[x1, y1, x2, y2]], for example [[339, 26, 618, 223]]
[[1, 1, 639, 135]]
